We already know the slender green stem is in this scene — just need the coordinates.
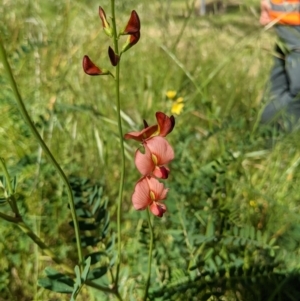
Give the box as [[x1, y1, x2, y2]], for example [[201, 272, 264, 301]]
[[0, 36, 84, 270], [85, 280, 121, 296], [110, 0, 126, 289], [144, 208, 154, 301], [0, 211, 20, 223]]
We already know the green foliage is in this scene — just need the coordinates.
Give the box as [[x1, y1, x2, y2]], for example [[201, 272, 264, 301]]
[[37, 177, 111, 297], [70, 257, 92, 300], [38, 268, 74, 294], [146, 133, 300, 301], [68, 176, 112, 279]]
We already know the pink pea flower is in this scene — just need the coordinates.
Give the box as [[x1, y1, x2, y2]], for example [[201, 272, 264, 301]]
[[135, 136, 174, 179], [132, 176, 168, 217], [124, 112, 175, 141]]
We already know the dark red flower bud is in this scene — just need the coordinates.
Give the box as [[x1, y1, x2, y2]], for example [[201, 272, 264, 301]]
[[129, 32, 140, 46], [122, 10, 140, 35], [82, 55, 107, 76], [121, 32, 140, 53], [108, 46, 120, 66]]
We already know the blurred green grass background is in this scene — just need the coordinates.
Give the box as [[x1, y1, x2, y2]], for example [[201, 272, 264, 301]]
[[1, 0, 300, 300]]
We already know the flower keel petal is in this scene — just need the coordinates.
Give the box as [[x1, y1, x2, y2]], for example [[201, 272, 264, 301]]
[[149, 202, 166, 217]]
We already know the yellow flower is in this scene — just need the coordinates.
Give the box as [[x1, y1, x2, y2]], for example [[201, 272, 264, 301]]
[[171, 98, 184, 115], [249, 200, 257, 207], [166, 90, 177, 100]]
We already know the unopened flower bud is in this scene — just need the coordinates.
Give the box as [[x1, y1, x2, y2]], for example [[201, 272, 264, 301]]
[[99, 6, 113, 37], [120, 10, 140, 35], [82, 55, 110, 76], [108, 46, 120, 66], [121, 32, 140, 54]]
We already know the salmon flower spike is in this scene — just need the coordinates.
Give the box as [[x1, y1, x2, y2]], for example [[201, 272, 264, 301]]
[[132, 176, 168, 217], [135, 137, 174, 179], [128, 112, 175, 217], [124, 112, 175, 141]]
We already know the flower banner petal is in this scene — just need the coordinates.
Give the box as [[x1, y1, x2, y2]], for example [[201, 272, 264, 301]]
[[132, 178, 151, 210], [145, 136, 175, 165], [135, 147, 155, 176]]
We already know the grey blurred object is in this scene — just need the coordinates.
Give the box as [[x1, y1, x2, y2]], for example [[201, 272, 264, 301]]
[[200, 0, 206, 15], [198, 0, 226, 16]]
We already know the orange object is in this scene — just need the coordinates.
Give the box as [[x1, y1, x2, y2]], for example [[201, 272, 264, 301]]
[[269, 0, 300, 25]]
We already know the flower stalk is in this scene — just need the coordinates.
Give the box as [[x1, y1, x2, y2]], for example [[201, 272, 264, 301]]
[[83, 2, 141, 296], [110, 0, 126, 289], [144, 208, 154, 301]]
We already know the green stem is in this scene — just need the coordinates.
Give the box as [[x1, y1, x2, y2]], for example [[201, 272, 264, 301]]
[[85, 280, 121, 296], [144, 208, 154, 301], [0, 36, 84, 270], [0, 211, 20, 223], [110, 0, 126, 289]]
